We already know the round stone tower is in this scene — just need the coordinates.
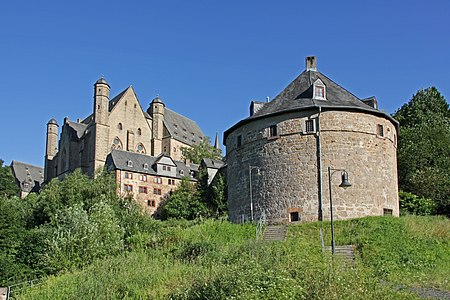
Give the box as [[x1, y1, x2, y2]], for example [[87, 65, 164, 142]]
[[94, 77, 110, 125], [91, 77, 111, 175], [44, 118, 59, 182], [224, 57, 399, 224], [149, 96, 165, 156]]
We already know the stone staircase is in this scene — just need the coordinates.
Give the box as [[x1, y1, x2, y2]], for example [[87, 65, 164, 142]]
[[325, 245, 355, 263], [262, 225, 287, 241]]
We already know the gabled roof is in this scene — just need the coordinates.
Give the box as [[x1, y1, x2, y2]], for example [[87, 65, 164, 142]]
[[10, 160, 44, 192], [224, 69, 398, 142], [201, 158, 225, 170], [107, 149, 197, 180], [108, 88, 129, 111], [67, 121, 87, 139], [163, 108, 205, 146], [81, 87, 131, 125]]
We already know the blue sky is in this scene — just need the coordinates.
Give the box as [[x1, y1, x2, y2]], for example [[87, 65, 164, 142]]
[[1, 0, 449, 167]]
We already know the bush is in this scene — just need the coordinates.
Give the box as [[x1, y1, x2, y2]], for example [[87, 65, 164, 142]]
[[399, 191, 436, 216]]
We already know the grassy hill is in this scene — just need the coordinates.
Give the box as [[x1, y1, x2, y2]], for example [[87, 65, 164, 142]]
[[16, 216, 449, 299]]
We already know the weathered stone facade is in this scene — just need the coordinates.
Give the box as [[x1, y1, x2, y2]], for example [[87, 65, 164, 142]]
[[44, 78, 205, 182], [224, 57, 399, 224]]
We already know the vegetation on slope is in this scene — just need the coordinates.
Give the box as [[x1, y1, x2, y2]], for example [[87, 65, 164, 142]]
[[15, 216, 449, 299]]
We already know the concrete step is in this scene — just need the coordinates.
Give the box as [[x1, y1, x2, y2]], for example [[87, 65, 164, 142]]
[[325, 245, 355, 262], [263, 225, 287, 241]]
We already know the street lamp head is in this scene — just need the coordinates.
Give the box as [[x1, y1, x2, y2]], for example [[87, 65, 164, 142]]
[[339, 171, 352, 188]]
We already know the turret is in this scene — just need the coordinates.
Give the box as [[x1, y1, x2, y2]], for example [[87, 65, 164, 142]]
[[94, 77, 110, 125], [44, 118, 59, 182], [149, 96, 165, 156], [46, 118, 59, 159]]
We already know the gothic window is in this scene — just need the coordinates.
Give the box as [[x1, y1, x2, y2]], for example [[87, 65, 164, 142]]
[[137, 128, 142, 135], [118, 123, 123, 130], [111, 137, 123, 150], [136, 143, 146, 154]]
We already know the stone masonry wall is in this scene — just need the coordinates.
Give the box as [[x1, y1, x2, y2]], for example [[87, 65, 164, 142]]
[[225, 109, 398, 224]]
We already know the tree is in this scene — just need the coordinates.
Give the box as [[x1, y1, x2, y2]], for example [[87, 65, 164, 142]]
[[160, 178, 208, 220], [0, 159, 19, 198], [392, 87, 450, 216], [181, 138, 222, 164]]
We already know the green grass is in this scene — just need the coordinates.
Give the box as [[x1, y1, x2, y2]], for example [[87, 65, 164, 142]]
[[17, 216, 449, 299]]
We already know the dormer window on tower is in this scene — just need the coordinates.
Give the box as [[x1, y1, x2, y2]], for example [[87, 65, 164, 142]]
[[313, 79, 326, 100]]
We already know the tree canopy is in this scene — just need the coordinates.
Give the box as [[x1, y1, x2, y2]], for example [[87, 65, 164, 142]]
[[0, 159, 19, 197], [392, 87, 450, 216], [181, 138, 222, 164]]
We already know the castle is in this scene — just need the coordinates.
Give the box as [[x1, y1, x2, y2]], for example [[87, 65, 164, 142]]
[[44, 78, 205, 181], [224, 57, 399, 224], [44, 78, 208, 213]]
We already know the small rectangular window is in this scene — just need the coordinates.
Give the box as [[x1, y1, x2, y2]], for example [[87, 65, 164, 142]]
[[153, 188, 162, 195], [269, 125, 278, 137], [305, 120, 315, 133], [377, 124, 384, 137], [237, 135, 242, 147], [124, 184, 133, 192], [125, 172, 133, 179], [139, 186, 148, 193], [383, 208, 393, 216], [315, 86, 325, 98]]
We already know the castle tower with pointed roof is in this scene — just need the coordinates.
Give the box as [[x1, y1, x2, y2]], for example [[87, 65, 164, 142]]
[[224, 56, 399, 224], [44, 78, 206, 180]]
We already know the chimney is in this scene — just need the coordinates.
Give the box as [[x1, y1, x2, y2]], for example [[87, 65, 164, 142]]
[[306, 56, 317, 71], [185, 158, 190, 168]]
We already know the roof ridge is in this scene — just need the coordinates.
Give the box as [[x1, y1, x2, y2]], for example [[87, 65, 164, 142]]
[[11, 160, 44, 169]]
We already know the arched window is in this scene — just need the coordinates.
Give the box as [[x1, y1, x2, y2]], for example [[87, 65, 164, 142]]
[[136, 143, 146, 154], [137, 128, 142, 135], [117, 123, 123, 130], [111, 137, 123, 150], [127, 160, 133, 167]]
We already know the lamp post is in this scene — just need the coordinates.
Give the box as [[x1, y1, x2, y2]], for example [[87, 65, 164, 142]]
[[327, 166, 351, 254], [249, 165, 261, 222]]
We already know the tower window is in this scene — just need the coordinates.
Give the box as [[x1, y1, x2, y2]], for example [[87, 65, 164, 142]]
[[377, 124, 384, 137], [269, 125, 278, 137], [315, 86, 325, 98], [237, 135, 242, 147], [118, 123, 123, 130], [305, 120, 315, 133], [137, 128, 142, 135], [313, 79, 326, 100]]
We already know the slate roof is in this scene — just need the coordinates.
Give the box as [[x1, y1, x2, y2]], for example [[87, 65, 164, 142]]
[[107, 149, 197, 180], [67, 121, 87, 139], [10, 160, 44, 193], [201, 158, 225, 170], [163, 108, 205, 146], [224, 69, 398, 142], [108, 88, 129, 111]]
